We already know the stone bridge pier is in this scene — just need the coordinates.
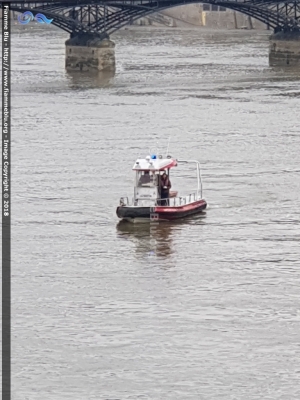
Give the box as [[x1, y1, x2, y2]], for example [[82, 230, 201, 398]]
[[269, 31, 300, 66], [65, 30, 300, 71], [65, 33, 115, 72]]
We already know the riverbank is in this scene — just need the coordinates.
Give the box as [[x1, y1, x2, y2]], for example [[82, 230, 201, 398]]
[[133, 5, 267, 30]]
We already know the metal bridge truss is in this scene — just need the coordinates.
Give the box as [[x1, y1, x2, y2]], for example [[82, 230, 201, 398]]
[[9, 0, 300, 37]]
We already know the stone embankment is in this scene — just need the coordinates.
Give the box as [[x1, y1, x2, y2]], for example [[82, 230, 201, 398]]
[[134, 4, 267, 30]]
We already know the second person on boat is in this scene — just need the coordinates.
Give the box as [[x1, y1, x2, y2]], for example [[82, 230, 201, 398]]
[[159, 171, 171, 206]]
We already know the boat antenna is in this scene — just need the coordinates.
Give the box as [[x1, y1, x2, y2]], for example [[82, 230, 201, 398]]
[[166, 134, 171, 157]]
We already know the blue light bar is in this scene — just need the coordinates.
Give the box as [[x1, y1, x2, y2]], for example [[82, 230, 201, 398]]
[[151, 154, 157, 159]]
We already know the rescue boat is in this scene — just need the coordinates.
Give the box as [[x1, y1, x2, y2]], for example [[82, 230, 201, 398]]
[[116, 154, 207, 222]]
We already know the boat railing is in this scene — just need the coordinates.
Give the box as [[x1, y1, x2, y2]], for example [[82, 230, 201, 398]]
[[155, 191, 201, 207], [119, 192, 201, 207], [119, 196, 129, 206]]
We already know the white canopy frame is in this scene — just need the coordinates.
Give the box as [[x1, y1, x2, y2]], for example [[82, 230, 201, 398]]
[[177, 159, 203, 199]]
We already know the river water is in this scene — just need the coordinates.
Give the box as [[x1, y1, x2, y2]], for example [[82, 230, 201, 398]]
[[9, 24, 300, 399]]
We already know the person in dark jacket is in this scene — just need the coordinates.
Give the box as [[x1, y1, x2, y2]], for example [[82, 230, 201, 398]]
[[159, 171, 171, 205]]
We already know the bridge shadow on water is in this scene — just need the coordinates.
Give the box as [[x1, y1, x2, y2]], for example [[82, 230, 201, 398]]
[[269, 64, 300, 77], [267, 64, 300, 96], [116, 212, 206, 260], [65, 70, 115, 90]]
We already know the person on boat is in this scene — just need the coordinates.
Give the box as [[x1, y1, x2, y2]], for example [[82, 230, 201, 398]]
[[159, 171, 171, 205]]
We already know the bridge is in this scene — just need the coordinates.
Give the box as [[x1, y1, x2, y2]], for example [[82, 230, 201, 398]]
[[6, 0, 300, 70]]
